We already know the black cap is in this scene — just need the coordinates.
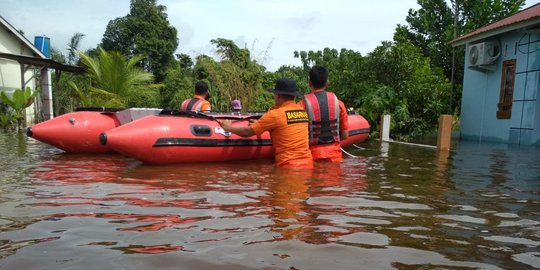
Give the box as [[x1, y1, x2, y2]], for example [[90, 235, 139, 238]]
[[270, 78, 301, 97]]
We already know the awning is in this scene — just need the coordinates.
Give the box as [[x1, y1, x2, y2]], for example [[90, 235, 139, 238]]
[[0, 52, 86, 74]]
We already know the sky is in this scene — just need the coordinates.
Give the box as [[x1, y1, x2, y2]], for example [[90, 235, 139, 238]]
[[2, 0, 538, 71]]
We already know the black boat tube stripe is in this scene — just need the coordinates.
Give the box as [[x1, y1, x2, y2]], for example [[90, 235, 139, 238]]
[[349, 128, 371, 136], [152, 128, 368, 148], [153, 138, 273, 147]]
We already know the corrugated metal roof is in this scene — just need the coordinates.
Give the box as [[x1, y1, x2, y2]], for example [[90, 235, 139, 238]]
[[451, 3, 540, 46]]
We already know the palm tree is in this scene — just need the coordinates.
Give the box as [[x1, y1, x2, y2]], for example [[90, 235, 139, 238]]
[[67, 32, 85, 65], [74, 48, 154, 107]]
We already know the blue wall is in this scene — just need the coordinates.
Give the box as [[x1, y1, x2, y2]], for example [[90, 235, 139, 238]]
[[461, 32, 540, 145]]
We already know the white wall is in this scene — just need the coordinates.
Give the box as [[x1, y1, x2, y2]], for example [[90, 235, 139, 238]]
[[0, 24, 40, 124]]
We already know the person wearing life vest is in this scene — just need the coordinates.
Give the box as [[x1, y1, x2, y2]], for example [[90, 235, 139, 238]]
[[180, 81, 211, 112], [218, 78, 313, 169], [299, 65, 349, 162]]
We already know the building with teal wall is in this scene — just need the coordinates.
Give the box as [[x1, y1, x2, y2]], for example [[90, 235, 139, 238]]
[[452, 4, 540, 145]]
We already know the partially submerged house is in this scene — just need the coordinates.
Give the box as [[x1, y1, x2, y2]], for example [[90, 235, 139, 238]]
[[0, 16, 84, 124], [451, 4, 540, 145]]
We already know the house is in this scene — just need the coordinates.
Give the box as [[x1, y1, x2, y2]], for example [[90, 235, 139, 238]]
[[0, 16, 84, 124], [451, 3, 540, 145]]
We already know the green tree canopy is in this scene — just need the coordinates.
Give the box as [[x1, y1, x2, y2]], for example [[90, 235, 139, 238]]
[[394, 0, 526, 114], [74, 48, 156, 108], [101, 0, 178, 82]]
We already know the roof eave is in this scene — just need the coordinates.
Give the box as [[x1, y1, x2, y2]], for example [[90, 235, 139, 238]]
[[0, 16, 47, 59], [451, 18, 540, 46]]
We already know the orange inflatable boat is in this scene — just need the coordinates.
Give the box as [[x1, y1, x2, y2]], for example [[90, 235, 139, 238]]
[[27, 108, 370, 163], [26, 107, 162, 153], [100, 110, 370, 165]]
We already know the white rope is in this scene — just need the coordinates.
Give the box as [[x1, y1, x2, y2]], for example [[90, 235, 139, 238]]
[[341, 147, 359, 158], [352, 144, 365, 150]]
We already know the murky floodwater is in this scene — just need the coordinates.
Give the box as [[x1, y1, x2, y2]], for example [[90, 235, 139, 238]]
[[0, 131, 539, 270]]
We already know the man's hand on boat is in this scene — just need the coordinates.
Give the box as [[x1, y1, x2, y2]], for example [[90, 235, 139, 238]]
[[217, 119, 255, 137], [217, 120, 233, 130]]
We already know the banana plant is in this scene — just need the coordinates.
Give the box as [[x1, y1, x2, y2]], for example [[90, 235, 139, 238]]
[[0, 87, 38, 130]]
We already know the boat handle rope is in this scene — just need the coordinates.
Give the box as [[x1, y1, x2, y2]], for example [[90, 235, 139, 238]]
[[160, 110, 263, 122]]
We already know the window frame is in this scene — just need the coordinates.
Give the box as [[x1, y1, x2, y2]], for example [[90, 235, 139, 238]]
[[497, 59, 516, 119]]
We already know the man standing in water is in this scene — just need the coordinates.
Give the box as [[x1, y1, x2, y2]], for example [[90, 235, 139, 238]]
[[218, 78, 313, 168], [299, 65, 349, 162], [180, 81, 211, 112]]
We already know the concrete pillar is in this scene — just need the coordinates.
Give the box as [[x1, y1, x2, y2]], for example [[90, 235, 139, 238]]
[[40, 68, 53, 120], [380, 114, 391, 142], [437, 114, 452, 151]]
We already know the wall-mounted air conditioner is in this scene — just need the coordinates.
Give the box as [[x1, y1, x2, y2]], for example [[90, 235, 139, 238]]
[[468, 42, 500, 67]]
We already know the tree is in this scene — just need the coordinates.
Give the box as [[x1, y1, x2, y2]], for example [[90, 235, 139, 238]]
[[294, 48, 368, 105], [394, 0, 525, 114], [50, 36, 90, 115], [394, 0, 455, 80], [293, 43, 451, 141], [101, 0, 178, 82], [74, 48, 156, 107], [461, 0, 526, 33], [161, 57, 194, 110], [189, 39, 268, 112], [365, 41, 451, 140], [67, 32, 85, 65]]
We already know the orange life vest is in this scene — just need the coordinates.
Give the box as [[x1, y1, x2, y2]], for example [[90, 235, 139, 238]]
[[303, 91, 340, 145], [180, 98, 204, 111]]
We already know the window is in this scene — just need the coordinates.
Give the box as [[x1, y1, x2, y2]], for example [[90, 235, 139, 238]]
[[497, 59, 516, 119]]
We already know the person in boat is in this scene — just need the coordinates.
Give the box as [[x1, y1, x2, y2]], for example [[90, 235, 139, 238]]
[[231, 99, 242, 113], [299, 65, 349, 162], [218, 78, 313, 169], [180, 81, 211, 112]]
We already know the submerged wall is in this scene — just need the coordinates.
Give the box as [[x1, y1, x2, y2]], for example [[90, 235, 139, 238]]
[[460, 32, 540, 145]]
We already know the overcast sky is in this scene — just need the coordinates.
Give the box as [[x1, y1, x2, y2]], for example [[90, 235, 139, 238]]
[[2, 0, 538, 71]]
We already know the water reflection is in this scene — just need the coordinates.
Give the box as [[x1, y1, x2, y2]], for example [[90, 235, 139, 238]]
[[0, 132, 539, 269]]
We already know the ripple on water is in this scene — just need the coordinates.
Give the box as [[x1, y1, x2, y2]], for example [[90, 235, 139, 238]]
[[512, 252, 540, 269], [498, 219, 540, 227], [308, 196, 432, 210], [483, 235, 540, 246], [338, 232, 390, 246], [436, 214, 487, 224]]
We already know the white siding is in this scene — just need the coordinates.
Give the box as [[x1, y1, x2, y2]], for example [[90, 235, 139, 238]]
[[0, 22, 40, 124]]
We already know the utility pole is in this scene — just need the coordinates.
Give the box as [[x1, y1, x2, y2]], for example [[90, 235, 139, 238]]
[[450, 0, 459, 115]]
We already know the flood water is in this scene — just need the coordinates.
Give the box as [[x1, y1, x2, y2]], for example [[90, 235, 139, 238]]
[[0, 131, 539, 270]]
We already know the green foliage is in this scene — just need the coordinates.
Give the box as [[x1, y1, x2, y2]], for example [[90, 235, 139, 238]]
[[366, 41, 451, 140], [72, 48, 156, 107], [461, 0, 526, 33], [161, 64, 194, 110], [67, 32, 85, 65], [0, 87, 38, 130], [101, 0, 178, 82], [394, 0, 526, 115], [0, 103, 14, 130], [187, 39, 268, 112], [51, 33, 93, 115], [294, 41, 451, 141]]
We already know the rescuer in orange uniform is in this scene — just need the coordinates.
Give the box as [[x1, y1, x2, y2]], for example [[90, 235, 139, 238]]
[[180, 81, 211, 112], [218, 78, 313, 168], [299, 65, 349, 162]]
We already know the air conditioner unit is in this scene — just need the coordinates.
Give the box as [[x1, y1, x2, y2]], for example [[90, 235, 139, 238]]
[[468, 42, 500, 67]]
